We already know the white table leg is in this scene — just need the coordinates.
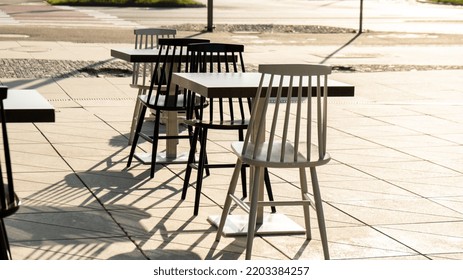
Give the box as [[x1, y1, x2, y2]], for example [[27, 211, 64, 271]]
[[134, 111, 189, 164]]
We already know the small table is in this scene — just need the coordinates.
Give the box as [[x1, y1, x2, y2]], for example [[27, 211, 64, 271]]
[[111, 48, 162, 63], [0, 87, 54, 259], [172, 72, 354, 236], [172, 72, 355, 98], [111, 48, 232, 63], [4, 90, 55, 123]]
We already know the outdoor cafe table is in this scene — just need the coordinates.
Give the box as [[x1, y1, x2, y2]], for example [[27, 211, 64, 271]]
[[1, 86, 55, 259], [171, 72, 354, 236], [3, 89, 55, 123], [111, 47, 235, 63], [111, 48, 163, 63]]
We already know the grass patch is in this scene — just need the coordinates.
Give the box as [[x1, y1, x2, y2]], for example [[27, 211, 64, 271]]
[[428, 0, 463, 5], [46, 0, 204, 7]]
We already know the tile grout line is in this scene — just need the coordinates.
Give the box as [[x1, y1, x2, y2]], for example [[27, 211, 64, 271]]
[[31, 119, 150, 259]]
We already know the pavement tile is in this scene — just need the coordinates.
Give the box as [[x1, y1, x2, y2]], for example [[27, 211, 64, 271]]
[[375, 221, 463, 256], [331, 198, 463, 226], [10, 237, 143, 260], [1, 1, 463, 261]]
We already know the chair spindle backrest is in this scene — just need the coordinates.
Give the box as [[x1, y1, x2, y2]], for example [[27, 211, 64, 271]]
[[243, 64, 332, 164], [146, 38, 210, 110], [187, 43, 250, 123], [132, 28, 177, 88], [134, 28, 177, 49]]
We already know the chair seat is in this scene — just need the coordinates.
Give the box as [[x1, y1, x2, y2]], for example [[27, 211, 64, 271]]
[[184, 119, 248, 130], [231, 141, 331, 168], [139, 93, 206, 111]]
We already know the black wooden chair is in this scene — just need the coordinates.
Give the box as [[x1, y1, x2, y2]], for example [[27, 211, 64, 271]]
[[127, 38, 210, 178], [181, 43, 275, 215], [0, 86, 20, 260], [128, 28, 177, 145]]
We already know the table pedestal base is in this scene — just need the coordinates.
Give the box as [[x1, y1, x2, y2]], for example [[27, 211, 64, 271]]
[[208, 213, 306, 237], [134, 151, 189, 164]]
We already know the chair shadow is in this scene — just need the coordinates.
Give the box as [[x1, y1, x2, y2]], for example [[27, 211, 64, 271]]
[[6, 204, 150, 260], [9, 133, 252, 260], [109, 249, 202, 260], [8, 169, 209, 260], [100, 135, 302, 260]]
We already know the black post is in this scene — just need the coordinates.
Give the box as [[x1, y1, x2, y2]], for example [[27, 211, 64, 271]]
[[207, 0, 214, 32], [359, 0, 364, 34]]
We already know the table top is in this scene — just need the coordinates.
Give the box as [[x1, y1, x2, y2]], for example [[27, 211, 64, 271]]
[[3, 90, 55, 123], [172, 72, 355, 98], [111, 48, 237, 64], [111, 48, 160, 63]]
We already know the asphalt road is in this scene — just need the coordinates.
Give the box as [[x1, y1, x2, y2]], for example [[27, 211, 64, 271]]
[[1, 0, 463, 46], [1, 0, 462, 79]]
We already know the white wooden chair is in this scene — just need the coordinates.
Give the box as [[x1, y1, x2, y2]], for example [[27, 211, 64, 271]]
[[215, 64, 332, 260], [128, 28, 176, 145]]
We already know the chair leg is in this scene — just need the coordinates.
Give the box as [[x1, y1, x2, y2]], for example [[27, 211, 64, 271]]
[[182, 126, 200, 200], [193, 128, 208, 216], [310, 167, 330, 260], [128, 88, 145, 145], [245, 166, 262, 260], [238, 129, 247, 198], [127, 105, 147, 167], [198, 129, 211, 177], [0, 219, 11, 260], [150, 109, 161, 178], [263, 168, 276, 213], [240, 167, 247, 198], [215, 158, 243, 242], [194, 101, 210, 177], [299, 167, 312, 241]]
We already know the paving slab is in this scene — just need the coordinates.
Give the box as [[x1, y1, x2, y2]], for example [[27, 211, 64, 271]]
[[0, 0, 462, 261]]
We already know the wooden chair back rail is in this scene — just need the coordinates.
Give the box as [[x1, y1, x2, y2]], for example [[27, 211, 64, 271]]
[[244, 65, 330, 164]]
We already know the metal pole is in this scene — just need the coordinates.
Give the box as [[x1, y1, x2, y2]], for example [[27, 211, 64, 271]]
[[359, 0, 364, 34], [207, 0, 214, 32]]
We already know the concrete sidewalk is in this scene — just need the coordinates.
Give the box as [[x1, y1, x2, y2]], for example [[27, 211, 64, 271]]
[[1, 0, 463, 260]]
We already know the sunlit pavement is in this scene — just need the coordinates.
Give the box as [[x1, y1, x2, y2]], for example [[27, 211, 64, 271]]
[[1, 0, 463, 260]]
